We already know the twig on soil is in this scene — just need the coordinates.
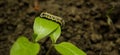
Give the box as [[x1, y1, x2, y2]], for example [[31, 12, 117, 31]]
[[106, 5, 116, 31], [106, 15, 113, 26], [34, 0, 40, 11], [106, 5, 114, 26]]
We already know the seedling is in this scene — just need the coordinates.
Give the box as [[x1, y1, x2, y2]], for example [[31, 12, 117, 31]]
[[10, 12, 86, 55]]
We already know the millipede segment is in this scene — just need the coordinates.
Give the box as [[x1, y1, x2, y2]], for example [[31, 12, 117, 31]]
[[40, 12, 64, 26]]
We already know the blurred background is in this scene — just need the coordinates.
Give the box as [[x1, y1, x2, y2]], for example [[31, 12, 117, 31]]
[[0, 0, 120, 55]]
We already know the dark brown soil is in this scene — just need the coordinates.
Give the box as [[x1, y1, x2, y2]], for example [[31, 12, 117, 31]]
[[0, 0, 120, 55]]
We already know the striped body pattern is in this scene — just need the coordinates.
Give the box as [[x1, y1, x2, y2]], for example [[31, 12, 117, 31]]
[[40, 12, 64, 25]]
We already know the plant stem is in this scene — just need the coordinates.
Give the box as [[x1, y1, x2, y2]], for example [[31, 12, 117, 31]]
[[45, 44, 54, 55]]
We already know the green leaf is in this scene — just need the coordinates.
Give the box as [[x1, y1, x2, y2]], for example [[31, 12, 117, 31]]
[[50, 25, 61, 43], [54, 42, 86, 55], [10, 36, 40, 55], [33, 17, 59, 42]]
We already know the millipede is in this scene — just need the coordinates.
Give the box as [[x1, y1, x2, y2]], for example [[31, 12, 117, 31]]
[[40, 12, 64, 26]]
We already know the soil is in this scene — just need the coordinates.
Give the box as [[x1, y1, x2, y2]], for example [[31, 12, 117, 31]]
[[0, 0, 120, 55]]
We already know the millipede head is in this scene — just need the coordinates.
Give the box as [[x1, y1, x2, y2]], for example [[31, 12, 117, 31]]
[[40, 12, 65, 26]]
